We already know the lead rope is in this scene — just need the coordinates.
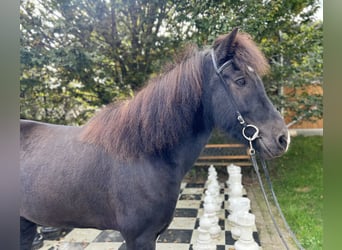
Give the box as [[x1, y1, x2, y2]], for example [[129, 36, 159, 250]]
[[250, 154, 290, 250], [245, 132, 304, 250], [259, 157, 305, 250]]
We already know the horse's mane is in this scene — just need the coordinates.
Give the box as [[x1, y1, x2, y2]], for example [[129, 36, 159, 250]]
[[80, 45, 204, 159], [80, 32, 269, 159]]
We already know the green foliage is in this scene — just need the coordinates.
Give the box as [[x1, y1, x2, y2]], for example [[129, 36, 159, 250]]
[[171, 0, 323, 124], [268, 136, 323, 249], [20, 0, 322, 125], [20, 0, 172, 124]]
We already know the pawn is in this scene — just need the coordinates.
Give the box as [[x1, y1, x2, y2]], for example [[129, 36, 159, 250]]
[[204, 191, 221, 215], [208, 164, 216, 174], [193, 215, 216, 250], [203, 199, 221, 239], [234, 213, 259, 250], [205, 184, 222, 213], [205, 165, 218, 188], [206, 174, 219, 191], [207, 180, 220, 197]]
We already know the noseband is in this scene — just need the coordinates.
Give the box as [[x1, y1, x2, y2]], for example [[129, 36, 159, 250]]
[[211, 49, 259, 155]]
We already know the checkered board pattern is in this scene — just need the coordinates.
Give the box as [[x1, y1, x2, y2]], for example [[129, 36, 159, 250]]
[[38, 182, 261, 250]]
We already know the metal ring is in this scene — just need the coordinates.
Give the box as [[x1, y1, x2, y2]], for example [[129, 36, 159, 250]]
[[237, 115, 246, 125], [242, 124, 259, 141], [248, 148, 256, 156]]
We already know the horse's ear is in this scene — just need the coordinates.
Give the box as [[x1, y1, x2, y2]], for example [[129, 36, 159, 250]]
[[213, 28, 239, 65]]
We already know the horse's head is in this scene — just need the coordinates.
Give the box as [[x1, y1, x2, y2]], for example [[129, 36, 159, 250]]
[[205, 28, 289, 159]]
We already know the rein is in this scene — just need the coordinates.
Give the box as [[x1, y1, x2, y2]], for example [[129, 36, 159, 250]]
[[211, 49, 304, 250], [251, 155, 305, 250]]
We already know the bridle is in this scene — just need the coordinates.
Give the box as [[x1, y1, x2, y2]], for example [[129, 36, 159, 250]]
[[210, 49, 259, 155], [210, 49, 304, 250]]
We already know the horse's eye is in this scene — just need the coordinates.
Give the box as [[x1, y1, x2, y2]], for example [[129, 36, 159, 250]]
[[235, 78, 246, 86]]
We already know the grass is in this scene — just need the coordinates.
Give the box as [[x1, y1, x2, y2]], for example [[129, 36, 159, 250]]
[[268, 136, 323, 249], [184, 135, 323, 249]]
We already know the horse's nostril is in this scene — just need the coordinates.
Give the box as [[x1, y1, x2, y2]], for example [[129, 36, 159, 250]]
[[278, 134, 288, 149]]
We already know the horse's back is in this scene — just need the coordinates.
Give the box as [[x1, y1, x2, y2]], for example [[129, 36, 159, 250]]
[[20, 119, 79, 153], [20, 119, 63, 135], [20, 119, 45, 146], [20, 119, 85, 180], [20, 119, 75, 139]]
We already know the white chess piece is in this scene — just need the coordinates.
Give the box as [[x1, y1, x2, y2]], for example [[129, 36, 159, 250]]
[[207, 182, 220, 199], [227, 167, 243, 197], [227, 169, 244, 213], [234, 213, 259, 250], [193, 215, 216, 250], [206, 165, 218, 188], [205, 182, 222, 214], [204, 190, 221, 216], [208, 165, 216, 174], [226, 164, 241, 192], [227, 197, 251, 240], [208, 173, 219, 186], [203, 198, 221, 239]]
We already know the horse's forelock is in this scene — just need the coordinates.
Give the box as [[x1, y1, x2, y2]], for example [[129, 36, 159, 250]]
[[234, 33, 270, 76], [214, 32, 270, 76]]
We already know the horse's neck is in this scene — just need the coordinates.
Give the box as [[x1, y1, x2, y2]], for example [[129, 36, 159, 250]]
[[168, 122, 212, 178], [170, 82, 214, 177]]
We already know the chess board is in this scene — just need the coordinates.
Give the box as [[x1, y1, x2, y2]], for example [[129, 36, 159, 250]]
[[37, 182, 261, 250]]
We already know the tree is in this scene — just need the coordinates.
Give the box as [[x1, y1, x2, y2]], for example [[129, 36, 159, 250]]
[[20, 0, 175, 124], [20, 0, 322, 126]]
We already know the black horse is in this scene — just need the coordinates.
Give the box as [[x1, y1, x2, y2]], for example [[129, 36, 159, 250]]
[[20, 29, 289, 250]]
